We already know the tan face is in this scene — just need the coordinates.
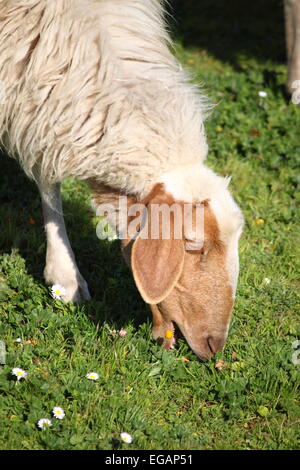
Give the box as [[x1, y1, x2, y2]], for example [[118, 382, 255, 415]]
[[152, 231, 234, 360], [126, 183, 243, 360], [91, 181, 243, 360]]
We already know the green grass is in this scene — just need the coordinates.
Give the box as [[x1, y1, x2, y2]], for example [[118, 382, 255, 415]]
[[0, 0, 299, 450]]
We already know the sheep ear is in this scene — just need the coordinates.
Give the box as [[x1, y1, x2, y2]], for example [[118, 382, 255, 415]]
[[131, 236, 185, 304]]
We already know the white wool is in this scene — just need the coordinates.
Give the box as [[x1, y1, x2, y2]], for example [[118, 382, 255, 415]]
[[160, 163, 244, 242], [0, 0, 210, 197], [160, 163, 230, 203]]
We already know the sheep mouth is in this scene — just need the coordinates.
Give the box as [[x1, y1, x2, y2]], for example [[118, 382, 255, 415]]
[[173, 321, 184, 342], [154, 322, 209, 362]]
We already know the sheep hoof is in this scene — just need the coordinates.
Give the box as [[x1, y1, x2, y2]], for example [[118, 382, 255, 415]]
[[45, 269, 91, 303], [72, 277, 92, 302], [55, 280, 91, 303]]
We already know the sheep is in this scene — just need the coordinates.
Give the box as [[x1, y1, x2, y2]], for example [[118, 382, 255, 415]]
[[0, 0, 244, 360]]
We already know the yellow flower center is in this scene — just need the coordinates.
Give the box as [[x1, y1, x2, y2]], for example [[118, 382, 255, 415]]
[[165, 330, 173, 339], [255, 218, 265, 225]]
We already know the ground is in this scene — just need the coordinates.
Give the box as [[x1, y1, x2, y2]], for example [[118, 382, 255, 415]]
[[0, 0, 299, 450]]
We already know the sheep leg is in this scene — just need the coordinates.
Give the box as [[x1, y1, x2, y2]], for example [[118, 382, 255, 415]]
[[39, 182, 91, 302]]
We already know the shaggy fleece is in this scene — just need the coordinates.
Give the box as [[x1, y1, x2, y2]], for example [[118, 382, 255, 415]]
[[0, 0, 210, 198]]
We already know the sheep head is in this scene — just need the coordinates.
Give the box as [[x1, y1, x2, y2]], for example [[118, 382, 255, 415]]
[[91, 170, 244, 360]]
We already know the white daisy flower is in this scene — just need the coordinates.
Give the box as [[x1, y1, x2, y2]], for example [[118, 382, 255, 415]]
[[11, 367, 27, 381], [120, 432, 133, 444], [263, 277, 271, 285], [37, 418, 52, 430], [52, 407, 65, 420], [15, 338, 22, 343], [51, 284, 66, 300], [86, 372, 99, 381], [258, 91, 267, 98]]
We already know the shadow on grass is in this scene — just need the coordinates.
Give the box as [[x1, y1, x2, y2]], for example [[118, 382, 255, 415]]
[[0, 152, 148, 330], [169, 0, 286, 67]]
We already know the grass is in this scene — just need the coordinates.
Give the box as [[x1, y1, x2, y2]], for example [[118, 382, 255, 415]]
[[0, 0, 299, 450]]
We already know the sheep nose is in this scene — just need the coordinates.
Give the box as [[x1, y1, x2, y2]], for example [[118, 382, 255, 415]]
[[207, 336, 225, 355]]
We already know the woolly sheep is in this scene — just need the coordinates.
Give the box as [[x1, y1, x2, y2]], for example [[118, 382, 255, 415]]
[[0, 0, 244, 360]]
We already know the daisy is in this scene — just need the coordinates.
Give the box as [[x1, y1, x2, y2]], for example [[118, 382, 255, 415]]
[[15, 338, 22, 343], [263, 277, 271, 285], [51, 284, 66, 300], [86, 372, 99, 381], [52, 407, 65, 420], [258, 91, 267, 98], [11, 367, 27, 381], [118, 329, 127, 337], [37, 418, 52, 430], [120, 432, 133, 444]]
